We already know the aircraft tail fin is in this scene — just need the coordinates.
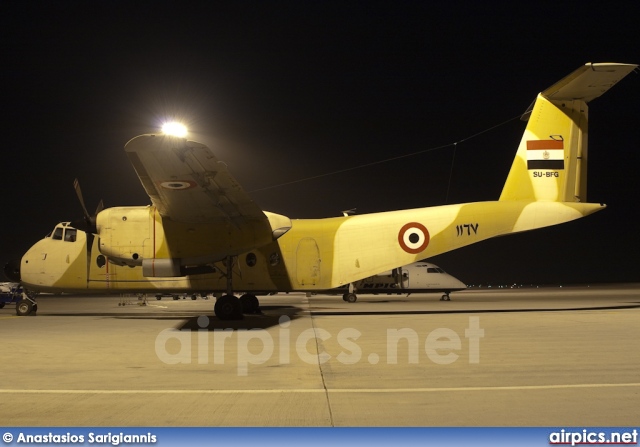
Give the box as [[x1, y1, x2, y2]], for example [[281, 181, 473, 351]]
[[499, 62, 637, 202]]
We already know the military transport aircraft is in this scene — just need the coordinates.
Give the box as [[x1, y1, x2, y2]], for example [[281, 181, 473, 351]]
[[4, 62, 636, 319]]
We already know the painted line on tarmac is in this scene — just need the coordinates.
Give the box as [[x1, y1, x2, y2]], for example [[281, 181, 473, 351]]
[[1, 383, 639, 394]]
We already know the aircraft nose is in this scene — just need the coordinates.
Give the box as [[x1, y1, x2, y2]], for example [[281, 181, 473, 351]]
[[3, 259, 21, 282]]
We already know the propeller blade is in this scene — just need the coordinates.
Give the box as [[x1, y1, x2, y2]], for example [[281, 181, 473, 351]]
[[95, 199, 104, 216], [73, 178, 91, 221], [73, 179, 102, 234]]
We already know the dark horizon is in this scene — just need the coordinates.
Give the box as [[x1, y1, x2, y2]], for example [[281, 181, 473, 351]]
[[2, 2, 639, 285]]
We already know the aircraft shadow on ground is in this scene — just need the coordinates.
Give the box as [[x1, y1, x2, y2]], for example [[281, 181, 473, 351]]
[[25, 305, 306, 331], [177, 305, 304, 331]]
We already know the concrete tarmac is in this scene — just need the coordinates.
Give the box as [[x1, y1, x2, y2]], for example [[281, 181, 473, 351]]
[[0, 285, 639, 426]]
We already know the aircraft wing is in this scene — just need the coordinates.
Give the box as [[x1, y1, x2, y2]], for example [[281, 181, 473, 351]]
[[124, 134, 269, 228]]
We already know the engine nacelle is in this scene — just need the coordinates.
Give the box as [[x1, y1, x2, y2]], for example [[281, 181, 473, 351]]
[[95, 205, 292, 277], [96, 206, 153, 266]]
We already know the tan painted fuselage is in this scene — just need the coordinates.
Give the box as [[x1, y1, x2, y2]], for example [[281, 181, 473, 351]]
[[21, 200, 601, 294]]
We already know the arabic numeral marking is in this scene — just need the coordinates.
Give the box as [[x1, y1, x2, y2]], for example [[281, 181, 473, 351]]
[[456, 223, 479, 237]]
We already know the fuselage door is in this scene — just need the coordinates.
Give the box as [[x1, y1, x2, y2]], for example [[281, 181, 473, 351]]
[[296, 238, 321, 286]]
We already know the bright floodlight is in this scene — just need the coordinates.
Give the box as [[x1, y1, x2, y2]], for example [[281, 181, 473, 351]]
[[162, 122, 188, 137]]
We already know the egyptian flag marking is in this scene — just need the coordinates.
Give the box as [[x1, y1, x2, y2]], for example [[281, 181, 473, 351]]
[[526, 140, 564, 170]]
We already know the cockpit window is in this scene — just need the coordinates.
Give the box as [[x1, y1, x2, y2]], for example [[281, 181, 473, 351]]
[[427, 267, 441, 273], [64, 228, 77, 242], [52, 228, 63, 240]]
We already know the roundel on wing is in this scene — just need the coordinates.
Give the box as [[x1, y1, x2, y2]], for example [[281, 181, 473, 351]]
[[398, 222, 430, 254], [159, 180, 197, 190]]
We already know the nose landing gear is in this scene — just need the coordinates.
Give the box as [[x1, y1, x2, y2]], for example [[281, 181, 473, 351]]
[[16, 295, 38, 316]]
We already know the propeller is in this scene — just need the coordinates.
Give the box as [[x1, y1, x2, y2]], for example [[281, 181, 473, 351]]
[[72, 178, 104, 234], [72, 179, 105, 285]]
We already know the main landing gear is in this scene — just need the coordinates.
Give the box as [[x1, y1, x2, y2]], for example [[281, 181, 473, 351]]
[[213, 293, 261, 320], [213, 294, 242, 320], [342, 283, 358, 303], [213, 256, 262, 320], [342, 292, 357, 303], [440, 292, 452, 301]]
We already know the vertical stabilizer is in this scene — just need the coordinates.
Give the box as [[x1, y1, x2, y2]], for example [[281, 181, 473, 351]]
[[500, 63, 636, 203]]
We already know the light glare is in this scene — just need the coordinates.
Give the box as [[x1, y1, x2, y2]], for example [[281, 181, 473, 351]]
[[162, 122, 188, 137]]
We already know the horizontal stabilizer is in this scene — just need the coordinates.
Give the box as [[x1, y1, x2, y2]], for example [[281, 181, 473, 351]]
[[543, 62, 637, 102], [522, 63, 637, 120]]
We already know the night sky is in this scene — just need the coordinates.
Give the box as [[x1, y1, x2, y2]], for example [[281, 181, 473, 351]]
[[2, 1, 639, 285]]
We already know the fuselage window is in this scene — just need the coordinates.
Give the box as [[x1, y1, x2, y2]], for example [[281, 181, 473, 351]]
[[52, 228, 63, 240], [64, 228, 77, 242]]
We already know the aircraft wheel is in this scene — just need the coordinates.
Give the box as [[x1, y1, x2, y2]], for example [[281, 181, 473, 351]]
[[440, 294, 451, 301], [344, 293, 357, 303], [214, 294, 243, 320], [16, 299, 34, 316], [0, 303, 5, 309], [240, 294, 260, 314], [191, 295, 197, 300], [156, 295, 162, 300]]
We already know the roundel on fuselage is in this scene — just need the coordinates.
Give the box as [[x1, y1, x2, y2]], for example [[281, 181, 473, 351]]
[[398, 222, 430, 254]]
